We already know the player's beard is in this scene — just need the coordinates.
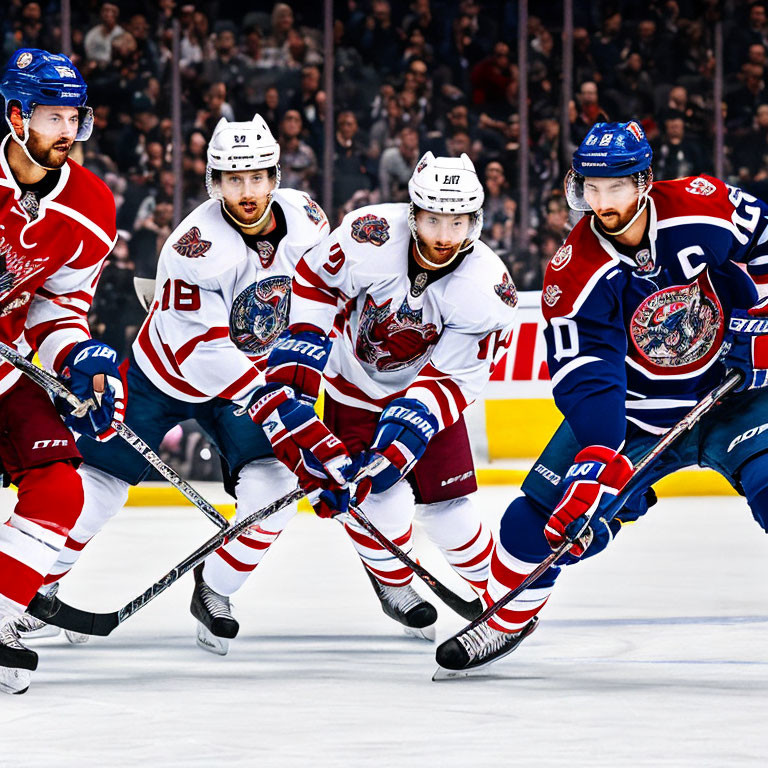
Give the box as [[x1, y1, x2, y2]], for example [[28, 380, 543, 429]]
[[25, 130, 72, 170], [594, 208, 634, 234], [224, 197, 270, 229], [418, 239, 464, 267]]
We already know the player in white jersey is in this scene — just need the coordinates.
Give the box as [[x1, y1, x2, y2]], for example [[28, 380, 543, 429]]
[[30, 114, 349, 655], [250, 152, 519, 638]]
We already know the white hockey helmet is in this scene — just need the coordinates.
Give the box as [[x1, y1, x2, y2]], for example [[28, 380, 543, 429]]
[[407, 152, 484, 264], [205, 113, 281, 200]]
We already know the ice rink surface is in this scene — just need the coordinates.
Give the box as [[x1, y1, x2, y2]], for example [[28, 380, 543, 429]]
[[2, 486, 768, 767]]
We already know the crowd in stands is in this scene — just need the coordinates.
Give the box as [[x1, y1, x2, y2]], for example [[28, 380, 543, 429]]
[[4, 1, 768, 354]]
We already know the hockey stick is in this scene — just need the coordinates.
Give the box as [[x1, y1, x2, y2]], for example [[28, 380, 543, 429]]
[[345, 505, 483, 621], [27, 485, 307, 636], [0, 341, 229, 529], [446, 371, 743, 637], [26, 461, 389, 635]]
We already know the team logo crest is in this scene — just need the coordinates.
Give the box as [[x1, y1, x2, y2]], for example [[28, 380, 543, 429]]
[[172, 227, 212, 258], [629, 272, 723, 374], [303, 195, 324, 225], [356, 294, 439, 371], [230, 276, 291, 355], [543, 284, 562, 307], [255, 240, 275, 268], [550, 244, 571, 271], [626, 121, 644, 141], [494, 274, 518, 307], [16, 52, 33, 69], [351, 214, 390, 246], [634, 248, 655, 275], [686, 177, 716, 196], [411, 271, 428, 297]]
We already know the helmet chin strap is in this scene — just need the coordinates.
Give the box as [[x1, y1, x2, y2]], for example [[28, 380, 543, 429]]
[[413, 237, 464, 269], [222, 194, 274, 232], [10, 128, 60, 172]]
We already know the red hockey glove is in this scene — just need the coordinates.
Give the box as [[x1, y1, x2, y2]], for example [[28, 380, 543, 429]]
[[545, 446, 633, 557], [248, 384, 352, 512]]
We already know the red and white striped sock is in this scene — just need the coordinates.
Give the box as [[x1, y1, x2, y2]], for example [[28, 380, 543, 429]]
[[417, 498, 494, 592], [345, 482, 417, 586], [201, 460, 298, 596], [44, 464, 129, 586], [484, 542, 553, 633]]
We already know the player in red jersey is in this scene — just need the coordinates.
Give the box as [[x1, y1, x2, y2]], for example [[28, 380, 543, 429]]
[[0, 49, 122, 694]]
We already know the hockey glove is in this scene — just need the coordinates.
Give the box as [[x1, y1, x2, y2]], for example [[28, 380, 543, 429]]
[[349, 398, 439, 497], [545, 446, 633, 557], [248, 384, 352, 512], [723, 300, 768, 391], [57, 340, 125, 440], [264, 324, 331, 402]]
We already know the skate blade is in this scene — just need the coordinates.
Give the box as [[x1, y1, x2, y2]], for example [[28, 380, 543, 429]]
[[0, 667, 31, 695], [196, 623, 229, 656], [403, 624, 436, 642], [432, 661, 495, 681], [18, 624, 61, 640], [64, 629, 90, 645]]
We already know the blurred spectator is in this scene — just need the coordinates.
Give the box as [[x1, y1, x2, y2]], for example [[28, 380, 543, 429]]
[[279, 110, 318, 195], [85, 2, 125, 66], [470, 42, 512, 106], [654, 111, 707, 179], [359, 1, 403, 77], [370, 96, 407, 160], [379, 126, 421, 201], [130, 196, 175, 288], [202, 24, 246, 96], [334, 111, 372, 207], [482, 161, 514, 235], [90, 235, 144, 360]]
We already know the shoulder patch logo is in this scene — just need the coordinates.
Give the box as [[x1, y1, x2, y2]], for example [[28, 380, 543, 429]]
[[303, 195, 324, 225], [16, 52, 33, 69], [494, 274, 518, 307], [685, 177, 716, 196], [543, 284, 563, 307], [550, 244, 572, 271], [172, 227, 212, 258], [351, 214, 390, 246]]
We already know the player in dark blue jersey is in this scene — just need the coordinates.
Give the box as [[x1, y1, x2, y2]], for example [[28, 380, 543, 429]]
[[435, 121, 768, 676]]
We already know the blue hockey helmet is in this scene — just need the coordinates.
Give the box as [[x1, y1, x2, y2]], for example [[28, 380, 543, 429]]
[[0, 49, 93, 143], [565, 121, 654, 228], [571, 121, 652, 177]]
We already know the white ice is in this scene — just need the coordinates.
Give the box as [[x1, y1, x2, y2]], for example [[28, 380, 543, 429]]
[[1, 487, 768, 767]]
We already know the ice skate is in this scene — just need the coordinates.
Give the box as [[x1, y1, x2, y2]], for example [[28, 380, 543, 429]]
[[366, 571, 437, 641], [190, 564, 239, 656], [433, 616, 538, 679], [14, 610, 61, 640], [15, 583, 63, 640], [0, 620, 38, 695]]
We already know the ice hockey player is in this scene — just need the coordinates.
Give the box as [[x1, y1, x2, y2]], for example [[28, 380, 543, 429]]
[[250, 151, 518, 640], [32, 114, 351, 656], [435, 120, 768, 676], [0, 49, 121, 694]]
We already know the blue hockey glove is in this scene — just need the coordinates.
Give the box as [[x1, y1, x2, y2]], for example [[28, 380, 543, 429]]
[[58, 340, 125, 440], [723, 302, 768, 391], [350, 398, 439, 497], [264, 324, 331, 402]]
